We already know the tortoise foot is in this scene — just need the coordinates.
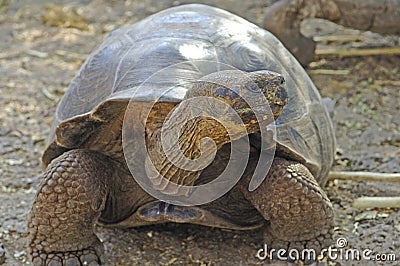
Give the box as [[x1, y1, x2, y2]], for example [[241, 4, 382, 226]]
[[28, 150, 110, 266], [263, 227, 334, 264], [31, 239, 104, 266], [241, 157, 334, 240], [242, 157, 335, 264]]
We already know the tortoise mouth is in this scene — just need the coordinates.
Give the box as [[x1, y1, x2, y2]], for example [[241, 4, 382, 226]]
[[235, 103, 283, 127], [272, 85, 289, 107], [231, 83, 288, 119], [270, 103, 285, 120]]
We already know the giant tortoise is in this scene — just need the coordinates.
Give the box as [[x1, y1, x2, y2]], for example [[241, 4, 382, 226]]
[[28, 4, 335, 265]]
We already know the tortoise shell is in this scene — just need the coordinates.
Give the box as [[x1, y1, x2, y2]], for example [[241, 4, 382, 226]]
[[43, 4, 335, 185]]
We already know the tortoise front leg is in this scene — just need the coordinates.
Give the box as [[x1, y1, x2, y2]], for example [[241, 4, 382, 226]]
[[241, 157, 334, 263], [28, 149, 110, 266]]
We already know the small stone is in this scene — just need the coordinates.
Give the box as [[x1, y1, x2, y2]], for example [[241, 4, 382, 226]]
[[354, 210, 377, 221]]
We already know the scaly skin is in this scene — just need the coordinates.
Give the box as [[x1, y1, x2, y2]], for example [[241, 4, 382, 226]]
[[240, 157, 334, 263], [28, 153, 334, 265], [28, 150, 109, 265], [27, 71, 291, 265]]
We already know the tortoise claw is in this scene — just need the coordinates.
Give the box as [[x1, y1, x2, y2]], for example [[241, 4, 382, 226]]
[[263, 226, 334, 264], [31, 239, 104, 266]]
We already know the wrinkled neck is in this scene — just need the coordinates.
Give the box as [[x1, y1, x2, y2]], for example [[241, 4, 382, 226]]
[[145, 104, 248, 194]]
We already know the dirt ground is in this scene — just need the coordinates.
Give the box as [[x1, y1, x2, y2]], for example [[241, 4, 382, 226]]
[[0, 0, 399, 265]]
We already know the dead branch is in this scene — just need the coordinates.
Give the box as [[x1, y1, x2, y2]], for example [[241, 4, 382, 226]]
[[353, 197, 400, 209], [329, 171, 400, 182], [308, 69, 350, 75], [315, 47, 400, 57], [313, 35, 364, 43]]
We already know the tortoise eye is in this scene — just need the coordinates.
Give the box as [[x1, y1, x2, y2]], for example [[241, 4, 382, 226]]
[[245, 82, 261, 93], [214, 88, 228, 97], [269, 76, 285, 87]]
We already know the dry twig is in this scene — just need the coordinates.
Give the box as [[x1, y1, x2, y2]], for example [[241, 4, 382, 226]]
[[329, 171, 400, 182], [353, 197, 400, 209], [316, 47, 400, 57]]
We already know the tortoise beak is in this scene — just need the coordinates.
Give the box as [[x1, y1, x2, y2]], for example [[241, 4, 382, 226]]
[[265, 74, 288, 105], [269, 85, 288, 120], [271, 103, 285, 120], [273, 85, 288, 106]]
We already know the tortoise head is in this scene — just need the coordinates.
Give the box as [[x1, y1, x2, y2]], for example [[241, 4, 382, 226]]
[[186, 70, 288, 134]]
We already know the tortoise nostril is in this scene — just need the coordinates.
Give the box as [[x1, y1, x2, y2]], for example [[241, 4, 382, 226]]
[[278, 76, 285, 85]]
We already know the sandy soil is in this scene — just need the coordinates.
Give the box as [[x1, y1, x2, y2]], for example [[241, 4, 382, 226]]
[[0, 0, 399, 265]]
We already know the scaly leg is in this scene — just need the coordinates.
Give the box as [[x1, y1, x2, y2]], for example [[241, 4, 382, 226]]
[[28, 149, 110, 266], [241, 157, 334, 263]]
